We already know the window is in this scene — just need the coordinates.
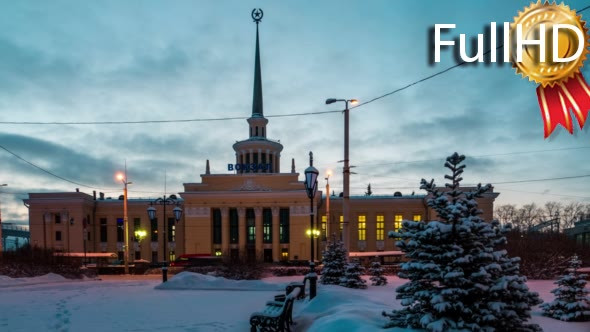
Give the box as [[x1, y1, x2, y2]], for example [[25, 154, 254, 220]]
[[100, 218, 107, 242], [151, 218, 158, 242], [215, 249, 222, 257], [413, 215, 422, 222], [169, 251, 175, 262], [212, 209, 222, 244], [117, 218, 124, 242], [55, 231, 62, 241], [358, 215, 366, 240], [376, 215, 384, 240], [339, 215, 343, 230], [229, 208, 238, 244], [55, 214, 61, 224], [168, 219, 176, 242], [394, 214, 403, 231], [246, 208, 255, 244], [281, 248, 289, 260], [321, 216, 327, 237], [135, 251, 141, 260], [279, 208, 289, 243], [263, 208, 272, 243]]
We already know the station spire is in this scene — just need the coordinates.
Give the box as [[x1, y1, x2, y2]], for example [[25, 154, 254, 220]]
[[251, 8, 264, 118]]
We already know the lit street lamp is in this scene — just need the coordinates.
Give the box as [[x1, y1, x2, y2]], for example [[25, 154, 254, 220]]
[[147, 195, 182, 282], [306, 228, 321, 262], [304, 151, 319, 299], [325, 98, 358, 255], [134, 229, 147, 259], [116, 172, 132, 274]]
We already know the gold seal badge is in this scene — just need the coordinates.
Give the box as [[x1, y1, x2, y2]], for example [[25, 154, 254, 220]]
[[511, 1, 589, 87]]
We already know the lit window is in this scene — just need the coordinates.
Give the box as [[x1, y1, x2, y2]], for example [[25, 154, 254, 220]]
[[413, 215, 422, 222], [394, 214, 403, 231], [281, 248, 289, 260], [358, 215, 366, 241], [339, 215, 343, 230], [215, 249, 222, 257], [321, 216, 327, 237], [376, 215, 384, 240]]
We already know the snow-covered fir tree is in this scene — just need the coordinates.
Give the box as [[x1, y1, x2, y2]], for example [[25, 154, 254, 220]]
[[541, 255, 590, 321], [340, 261, 367, 289], [369, 257, 388, 286], [383, 152, 542, 332], [320, 239, 347, 285]]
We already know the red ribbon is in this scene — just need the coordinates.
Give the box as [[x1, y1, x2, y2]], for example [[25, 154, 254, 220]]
[[536, 73, 590, 138]]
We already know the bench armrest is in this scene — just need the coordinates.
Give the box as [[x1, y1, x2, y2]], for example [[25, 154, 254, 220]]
[[265, 301, 284, 307]]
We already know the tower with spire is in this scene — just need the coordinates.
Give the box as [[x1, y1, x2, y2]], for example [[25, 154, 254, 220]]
[[233, 8, 283, 174]]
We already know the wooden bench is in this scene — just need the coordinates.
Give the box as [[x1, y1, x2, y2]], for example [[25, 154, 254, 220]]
[[249, 287, 300, 332]]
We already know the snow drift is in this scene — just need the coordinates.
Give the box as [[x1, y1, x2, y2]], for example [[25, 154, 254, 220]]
[[155, 272, 287, 291]]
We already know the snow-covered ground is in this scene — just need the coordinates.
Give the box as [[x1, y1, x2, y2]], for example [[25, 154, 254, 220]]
[[0, 272, 588, 332]]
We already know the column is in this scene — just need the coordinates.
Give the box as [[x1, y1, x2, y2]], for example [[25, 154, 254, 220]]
[[254, 207, 263, 259], [221, 207, 229, 255], [238, 207, 246, 257], [272, 207, 280, 262], [257, 148, 262, 173]]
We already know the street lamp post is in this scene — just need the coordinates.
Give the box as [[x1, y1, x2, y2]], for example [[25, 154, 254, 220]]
[[304, 151, 319, 299], [116, 172, 132, 275], [0, 184, 6, 254], [325, 98, 358, 255], [325, 171, 331, 242], [147, 195, 182, 282]]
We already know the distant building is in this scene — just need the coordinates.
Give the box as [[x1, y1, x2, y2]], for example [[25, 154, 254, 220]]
[[23, 13, 498, 263], [564, 215, 590, 246]]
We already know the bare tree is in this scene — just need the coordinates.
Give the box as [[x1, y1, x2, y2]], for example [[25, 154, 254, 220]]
[[562, 202, 585, 228], [543, 201, 563, 219], [494, 204, 517, 225], [583, 203, 590, 220], [515, 203, 542, 229]]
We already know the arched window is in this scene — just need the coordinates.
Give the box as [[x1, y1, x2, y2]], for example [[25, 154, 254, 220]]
[[262, 127, 265, 137], [256, 126, 259, 136]]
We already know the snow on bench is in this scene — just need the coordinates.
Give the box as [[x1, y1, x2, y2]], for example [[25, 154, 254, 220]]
[[249, 287, 300, 332]]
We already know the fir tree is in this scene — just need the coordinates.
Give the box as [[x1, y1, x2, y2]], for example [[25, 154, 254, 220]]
[[541, 255, 590, 321], [340, 261, 367, 289], [320, 239, 347, 285], [365, 183, 372, 196], [369, 257, 388, 286], [383, 152, 542, 332]]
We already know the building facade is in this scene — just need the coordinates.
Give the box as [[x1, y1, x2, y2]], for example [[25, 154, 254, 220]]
[[23, 13, 498, 263]]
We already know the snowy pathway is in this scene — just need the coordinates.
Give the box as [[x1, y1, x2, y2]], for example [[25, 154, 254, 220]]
[[0, 277, 279, 332], [0, 274, 589, 331]]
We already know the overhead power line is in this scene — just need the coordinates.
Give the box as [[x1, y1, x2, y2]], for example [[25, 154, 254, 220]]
[[0, 143, 117, 191], [354, 146, 590, 168], [2, 5, 589, 126], [351, 174, 590, 190]]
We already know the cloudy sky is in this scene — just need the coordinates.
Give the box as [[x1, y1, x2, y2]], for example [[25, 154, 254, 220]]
[[1, 0, 589, 226]]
